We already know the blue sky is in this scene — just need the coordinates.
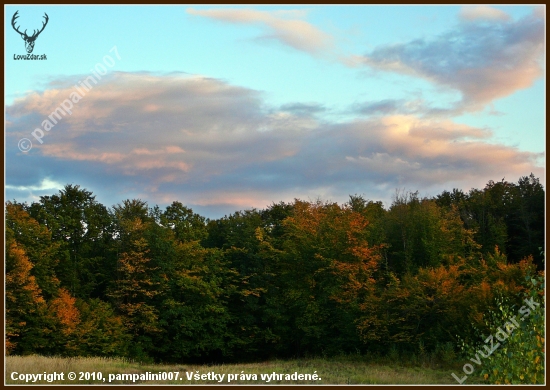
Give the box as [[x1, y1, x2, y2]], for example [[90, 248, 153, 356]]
[[5, 5, 545, 218]]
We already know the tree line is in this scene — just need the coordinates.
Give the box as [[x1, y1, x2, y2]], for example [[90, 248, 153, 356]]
[[5, 174, 544, 363]]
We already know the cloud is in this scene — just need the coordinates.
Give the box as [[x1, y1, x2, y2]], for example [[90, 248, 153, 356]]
[[6, 72, 544, 217], [5, 177, 65, 204], [278, 102, 326, 116], [5, 177, 64, 192], [353, 99, 423, 116], [186, 7, 334, 56], [351, 98, 464, 119], [356, 99, 403, 116], [459, 6, 511, 22], [359, 9, 545, 111]]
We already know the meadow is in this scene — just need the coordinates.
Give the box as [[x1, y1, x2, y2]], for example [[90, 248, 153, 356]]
[[6, 354, 470, 385]]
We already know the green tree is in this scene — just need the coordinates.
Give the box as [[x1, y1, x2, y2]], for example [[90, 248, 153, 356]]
[[74, 298, 132, 357], [506, 174, 545, 268], [460, 182, 509, 260], [157, 242, 240, 361], [108, 202, 162, 361], [204, 207, 284, 360], [382, 192, 478, 275], [160, 201, 208, 243], [26, 185, 114, 298]]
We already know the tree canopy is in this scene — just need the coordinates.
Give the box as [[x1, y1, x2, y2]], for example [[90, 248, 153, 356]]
[[5, 175, 545, 362]]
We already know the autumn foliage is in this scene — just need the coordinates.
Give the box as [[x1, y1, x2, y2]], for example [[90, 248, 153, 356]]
[[4, 175, 545, 363]]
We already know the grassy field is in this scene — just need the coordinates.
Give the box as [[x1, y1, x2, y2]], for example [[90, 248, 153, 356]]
[[5, 354, 475, 385]]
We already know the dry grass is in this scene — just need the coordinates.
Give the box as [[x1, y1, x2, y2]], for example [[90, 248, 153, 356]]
[[6, 355, 461, 384]]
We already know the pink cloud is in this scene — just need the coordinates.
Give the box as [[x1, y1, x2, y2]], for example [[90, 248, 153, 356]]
[[459, 6, 511, 22], [187, 7, 334, 55], [360, 9, 545, 111]]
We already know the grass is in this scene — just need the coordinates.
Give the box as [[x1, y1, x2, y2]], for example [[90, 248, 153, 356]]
[[5, 354, 470, 384]]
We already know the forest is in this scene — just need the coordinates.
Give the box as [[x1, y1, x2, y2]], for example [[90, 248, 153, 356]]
[[5, 173, 545, 365]]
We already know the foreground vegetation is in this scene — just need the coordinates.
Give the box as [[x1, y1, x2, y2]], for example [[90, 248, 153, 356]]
[[6, 173, 544, 384], [6, 355, 461, 384], [460, 274, 545, 384]]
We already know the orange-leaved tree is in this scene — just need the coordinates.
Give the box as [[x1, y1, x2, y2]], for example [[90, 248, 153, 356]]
[[277, 199, 384, 355], [5, 239, 46, 354]]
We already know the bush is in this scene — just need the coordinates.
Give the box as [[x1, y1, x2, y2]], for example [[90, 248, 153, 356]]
[[460, 273, 544, 384]]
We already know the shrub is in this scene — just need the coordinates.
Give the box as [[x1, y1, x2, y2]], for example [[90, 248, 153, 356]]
[[460, 273, 544, 384]]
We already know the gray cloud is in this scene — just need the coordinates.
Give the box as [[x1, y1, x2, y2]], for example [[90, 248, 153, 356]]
[[351, 97, 466, 119], [6, 72, 544, 217], [354, 99, 404, 116], [279, 102, 326, 116], [359, 9, 545, 111]]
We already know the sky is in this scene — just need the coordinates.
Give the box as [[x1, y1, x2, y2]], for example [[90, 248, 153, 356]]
[[5, 5, 546, 218]]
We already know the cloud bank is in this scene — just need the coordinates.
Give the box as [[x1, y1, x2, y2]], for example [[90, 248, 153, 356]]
[[6, 72, 543, 216]]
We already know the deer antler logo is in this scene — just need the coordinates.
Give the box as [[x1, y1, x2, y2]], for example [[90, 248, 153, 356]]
[[12, 10, 49, 54]]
